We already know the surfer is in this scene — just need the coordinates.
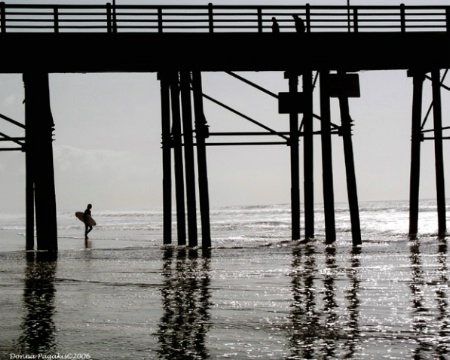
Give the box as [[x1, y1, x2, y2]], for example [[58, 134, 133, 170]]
[[84, 204, 93, 238]]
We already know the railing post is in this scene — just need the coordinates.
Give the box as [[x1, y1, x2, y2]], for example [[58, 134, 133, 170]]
[[208, 3, 213, 33], [158, 8, 163, 33], [400, 3, 406, 32], [257, 8, 262, 33], [446, 8, 450, 33], [353, 8, 358, 33], [306, 3, 311, 33], [1, 2, 6, 33], [112, 0, 117, 33], [53, 7, 59, 33], [106, 3, 112, 33]]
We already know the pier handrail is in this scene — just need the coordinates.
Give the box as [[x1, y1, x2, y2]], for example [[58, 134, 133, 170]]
[[0, 3, 449, 34]]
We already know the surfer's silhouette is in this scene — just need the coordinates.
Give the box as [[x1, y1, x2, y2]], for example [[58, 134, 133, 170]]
[[84, 204, 93, 238]]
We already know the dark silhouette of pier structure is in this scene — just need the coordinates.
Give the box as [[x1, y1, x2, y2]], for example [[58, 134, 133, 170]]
[[1, 3, 450, 250]]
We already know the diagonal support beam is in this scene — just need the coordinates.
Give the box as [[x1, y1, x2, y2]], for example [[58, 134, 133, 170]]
[[225, 71, 279, 99], [200, 91, 289, 141]]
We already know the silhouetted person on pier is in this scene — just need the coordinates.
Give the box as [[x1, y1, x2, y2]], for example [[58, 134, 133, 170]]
[[293, 14, 305, 33], [84, 203, 93, 238], [272, 17, 280, 33]]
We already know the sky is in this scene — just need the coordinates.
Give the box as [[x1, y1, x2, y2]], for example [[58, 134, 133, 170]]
[[0, 0, 450, 214]]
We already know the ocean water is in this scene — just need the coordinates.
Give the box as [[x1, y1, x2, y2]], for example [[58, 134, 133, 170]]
[[0, 200, 449, 359]]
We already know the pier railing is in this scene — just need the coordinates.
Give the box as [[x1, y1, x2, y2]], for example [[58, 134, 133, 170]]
[[0, 3, 449, 34]]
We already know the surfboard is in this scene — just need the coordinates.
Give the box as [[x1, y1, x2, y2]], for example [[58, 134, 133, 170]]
[[75, 211, 96, 226]]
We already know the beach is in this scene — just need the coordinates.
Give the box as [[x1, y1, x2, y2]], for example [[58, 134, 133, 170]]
[[0, 201, 449, 359]]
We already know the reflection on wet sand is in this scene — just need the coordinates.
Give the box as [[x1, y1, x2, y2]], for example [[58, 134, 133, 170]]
[[156, 248, 212, 359], [344, 247, 361, 358], [17, 252, 58, 354], [288, 244, 361, 359], [409, 239, 449, 358]]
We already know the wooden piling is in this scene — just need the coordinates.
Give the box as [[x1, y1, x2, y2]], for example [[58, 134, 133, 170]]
[[302, 70, 314, 240], [23, 72, 58, 251], [180, 70, 198, 247], [25, 149, 34, 250], [408, 70, 424, 239], [25, 109, 34, 251], [337, 72, 362, 246], [169, 72, 187, 246], [287, 72, 301, 240], [159, 72, 172, 245], [431, 70, 447, 237], [319, 71, 336, 244], [192, 71, 212, 248]]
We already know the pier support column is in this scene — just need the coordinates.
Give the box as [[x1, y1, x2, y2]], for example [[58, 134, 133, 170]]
[[286, 71, 301, 240], [337, 72, 362, 246], [319, 71, 336, 244], [431, 70, 447, 237], [159, 72, 172, 245], [23, 72, 58, 251], [25, 127, 34, 251], [180, 70, 198, 247], [169, 72, 186, 246], [408, 70, 425, 239], [303, 70, 314, 240], [192, 71, 212, 249]]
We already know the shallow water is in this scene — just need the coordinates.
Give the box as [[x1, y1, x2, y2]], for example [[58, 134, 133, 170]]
[[1, 202, 449, 359]]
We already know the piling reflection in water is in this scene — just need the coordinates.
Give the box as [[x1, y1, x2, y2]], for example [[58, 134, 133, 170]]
[[409, 239, 449, 358], [289, 244, 319, 359], [156, 248, 212, 359], [288, 244, 361, 359], [344, 247, 361, 358], [18, 252, 58, 354]]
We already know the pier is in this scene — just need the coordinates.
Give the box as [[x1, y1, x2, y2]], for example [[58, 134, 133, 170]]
[[0, 3, 450, 250]]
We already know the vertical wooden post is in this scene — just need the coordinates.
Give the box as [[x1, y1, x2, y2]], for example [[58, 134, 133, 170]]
[[286, 71, 300, 240], [180, 70, 198, 247], [257, 8, 262, 33], [192, 71, 212, 248], [400, 4, 406, 33], [169, 72, 186, 246], [23, 73, 58, 251], [53, 7, 59, 33], [25, 113, 34, 251], [1, 2, 6, 34], [159, 72, 172, 245], [303, 70, 314, 240], [431, 69, 447, 237], [319, 71, 336, 244], [208, 3, 214, 33], [337, 72, 362, 246], [106, 3, 113, 33], [408, 70, 424, 239]]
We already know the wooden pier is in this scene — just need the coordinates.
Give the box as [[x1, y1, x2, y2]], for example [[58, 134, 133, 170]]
[[0, 3, 450, 249]]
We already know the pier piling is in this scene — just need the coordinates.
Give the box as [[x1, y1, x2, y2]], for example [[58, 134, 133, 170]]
[[169, 72, 187, 246], [319, 71, 337, 244], [159, 72, 172, 245], [192, 71, 212, 249], [286, 71, 301, 241], [303, 70, 315, 240], [180, 70, 198, 247], [431, 70, 447, 237], [408, 70, 425, 239], [23, 72, 58, 251], [337, 72, 362, 246]]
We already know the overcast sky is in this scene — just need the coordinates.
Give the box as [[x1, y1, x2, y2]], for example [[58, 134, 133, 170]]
[[0, 0, 449, 213]]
